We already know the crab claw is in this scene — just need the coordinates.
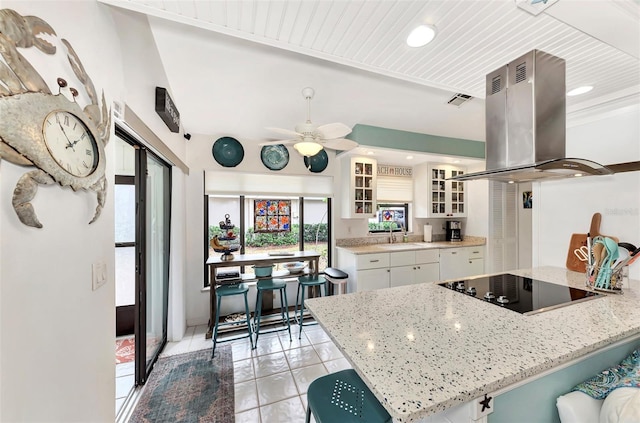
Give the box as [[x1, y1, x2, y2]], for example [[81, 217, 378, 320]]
[[88, 176, 107, 225], [0, 10, 57, 54], [12, 169, 55, 228]]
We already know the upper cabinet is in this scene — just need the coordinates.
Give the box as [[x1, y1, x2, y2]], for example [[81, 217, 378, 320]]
[[341, 157, 377, 218], [414, 163, 467, 218]]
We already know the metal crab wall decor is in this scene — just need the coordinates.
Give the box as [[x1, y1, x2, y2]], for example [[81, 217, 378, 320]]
[[0, 8, 110, 228]]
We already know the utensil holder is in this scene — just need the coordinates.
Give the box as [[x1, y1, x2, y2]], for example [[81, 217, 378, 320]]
[[586, 263, 625, 294]]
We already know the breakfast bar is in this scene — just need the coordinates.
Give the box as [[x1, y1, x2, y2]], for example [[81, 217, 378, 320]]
[[205, 250, 320, 338], [305, 266, 640, 422]]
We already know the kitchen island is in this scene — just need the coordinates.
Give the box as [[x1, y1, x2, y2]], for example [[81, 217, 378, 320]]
[[304, 266, 640, 422]]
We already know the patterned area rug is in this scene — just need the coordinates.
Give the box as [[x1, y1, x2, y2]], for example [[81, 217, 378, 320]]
[[116, 336, 135, 364], [129, 346, 234, 423]]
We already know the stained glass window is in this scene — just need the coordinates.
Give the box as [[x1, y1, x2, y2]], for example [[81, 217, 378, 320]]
[[254, 199, 291, 232]]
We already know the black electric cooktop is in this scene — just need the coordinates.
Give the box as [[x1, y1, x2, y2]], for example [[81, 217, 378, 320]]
[[438, 273, 603, 315]]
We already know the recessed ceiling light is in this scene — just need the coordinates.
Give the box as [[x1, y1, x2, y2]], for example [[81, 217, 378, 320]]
[[366, 151, 374, 155], [406, 25, 436, 48], [567, 86, 593, 96], [406, 155, 414, 160], [453, 160, 461, 164]]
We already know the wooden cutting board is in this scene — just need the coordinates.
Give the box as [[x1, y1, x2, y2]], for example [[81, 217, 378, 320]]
[[566, 213, 601, 273], [566, 213, 619, 272]]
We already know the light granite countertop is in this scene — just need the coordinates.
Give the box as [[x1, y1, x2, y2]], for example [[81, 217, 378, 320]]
[[336, 236, 485, 255], [305, 266, 640, 422]]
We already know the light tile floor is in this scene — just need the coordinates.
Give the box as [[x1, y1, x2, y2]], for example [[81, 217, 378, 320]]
[[115, 347, 135, 415], [160, 322, 352, 423]]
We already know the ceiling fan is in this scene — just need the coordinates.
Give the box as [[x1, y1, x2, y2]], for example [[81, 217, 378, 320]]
[[261, 87, 358, 157]]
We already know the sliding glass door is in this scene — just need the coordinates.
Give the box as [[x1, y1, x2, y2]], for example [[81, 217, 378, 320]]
[[115, 126, 171, 387], [135, 146, 171, 384]]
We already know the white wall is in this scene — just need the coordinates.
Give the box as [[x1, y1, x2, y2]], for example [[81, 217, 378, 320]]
[[0, 1, 123, 421], [109, 8, 188, 163], [534, 104, 640, 282]]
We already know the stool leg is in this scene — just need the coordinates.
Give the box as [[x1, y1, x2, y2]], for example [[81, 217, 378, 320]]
[[305, 405, 312, 423], [243, 292, 254, 350], [280, 287, 292, 341], [298, 285, 306, 339], [253, 289, 262, 350], [294, 282, 301, 325], [212, 294, 222, 358], [253, 288, 260, 328]]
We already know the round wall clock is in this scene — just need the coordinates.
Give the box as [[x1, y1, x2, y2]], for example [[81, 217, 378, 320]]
[[43, 111, 99, 177], [0, 9, 110, 228]]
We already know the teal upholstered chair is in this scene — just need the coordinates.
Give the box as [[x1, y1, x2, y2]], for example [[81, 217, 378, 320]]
[[306, 369, 392, 423], [212, 283, 253, 358]]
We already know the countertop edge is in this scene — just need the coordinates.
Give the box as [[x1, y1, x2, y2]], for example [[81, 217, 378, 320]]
[[336, 237, 485, 254]]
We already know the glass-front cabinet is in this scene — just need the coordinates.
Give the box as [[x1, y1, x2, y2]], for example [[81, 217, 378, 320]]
[[341, 156, 377, 218], [414, 163, 467, 218]]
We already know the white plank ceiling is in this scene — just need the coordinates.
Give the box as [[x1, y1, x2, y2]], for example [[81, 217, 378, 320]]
[[102, 0, 640, 153]]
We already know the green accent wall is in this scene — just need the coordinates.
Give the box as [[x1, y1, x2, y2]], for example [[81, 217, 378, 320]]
[[347, 124, 485, 159]]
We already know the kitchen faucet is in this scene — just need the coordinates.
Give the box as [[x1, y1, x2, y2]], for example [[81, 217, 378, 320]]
[[389, 225, 396, 244]]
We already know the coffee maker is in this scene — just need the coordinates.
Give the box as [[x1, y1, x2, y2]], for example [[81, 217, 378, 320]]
[[446, 221, 462, 242]]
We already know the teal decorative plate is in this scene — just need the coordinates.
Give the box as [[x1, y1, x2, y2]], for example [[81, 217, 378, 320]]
[[303, 149, 329, 173], [212, 137, 244, 167], [261, 145, 289, 171]]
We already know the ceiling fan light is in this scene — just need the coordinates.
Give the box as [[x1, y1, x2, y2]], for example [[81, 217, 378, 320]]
[[407, 25, 436, 48], [294, 141, 323, 157]]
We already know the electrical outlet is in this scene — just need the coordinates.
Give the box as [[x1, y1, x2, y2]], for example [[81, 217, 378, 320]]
[[92, 261, 107, 291], [471, 393, 494, 420]]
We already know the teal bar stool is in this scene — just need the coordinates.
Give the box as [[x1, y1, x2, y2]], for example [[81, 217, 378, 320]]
[[306, 369, 392, 423], [253, 278, 292, 348], [295, 274, 327, 339], [212, 283, 253, 358]]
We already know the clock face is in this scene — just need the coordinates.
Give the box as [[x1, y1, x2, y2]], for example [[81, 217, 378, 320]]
[[43, 111, 98, 178]]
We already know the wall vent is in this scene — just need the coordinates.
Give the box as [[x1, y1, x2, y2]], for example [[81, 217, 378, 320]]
[[491, 76, 502, 95], [447, 93, 474, 107]]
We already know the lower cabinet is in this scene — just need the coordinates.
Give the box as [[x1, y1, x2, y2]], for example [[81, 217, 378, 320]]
[[439, 246, 485, 281], [350, 252, 390, 292], [337, 246, 484, 292], [337, 248, 442, 292], [390, 249, 440, 287], [356, 268, 390, 292]]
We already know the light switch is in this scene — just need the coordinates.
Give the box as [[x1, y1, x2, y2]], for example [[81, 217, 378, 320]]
[[92, 261, 107, 291]]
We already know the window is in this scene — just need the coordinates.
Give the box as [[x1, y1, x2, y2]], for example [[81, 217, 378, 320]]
[[368, 203, 409, 233], [206, 195, 330, 286]]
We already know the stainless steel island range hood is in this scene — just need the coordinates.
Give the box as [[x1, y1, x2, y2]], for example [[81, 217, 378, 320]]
[[450, 50, 612, 183]]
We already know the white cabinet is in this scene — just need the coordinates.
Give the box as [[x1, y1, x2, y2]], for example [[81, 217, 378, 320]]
[[341, 157, 377, 218], [389, 249, 440, 288], [357, 268, 390, 292], [338, 246, 481, 292], [439, 246, 484, 281], [414, 249, 441, 284], [346, 252, 390, 292], [414, 163, 467, 218]]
